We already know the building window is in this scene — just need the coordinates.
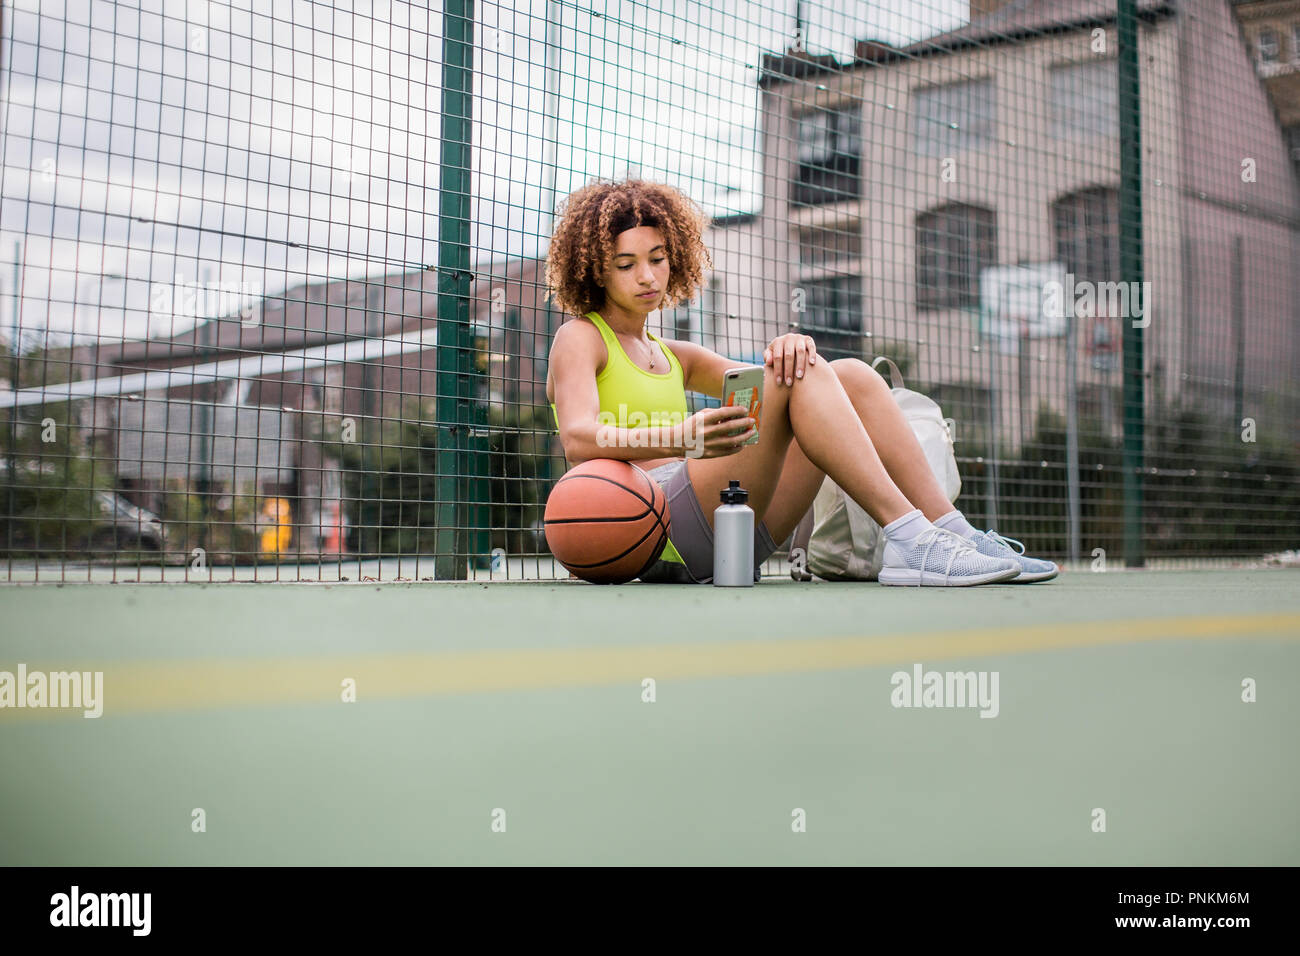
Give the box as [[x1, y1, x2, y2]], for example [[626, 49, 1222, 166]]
[[1257, 28, 1280, 64], [502, 308, 522, 402], [913, 78, 996, 156], [505, 308, 521, 361], [665, 277, 722, 351], [1053, 188, 1120, 285], [792, 105, 862, 206], [799, 276, 863, 361], [798, 225, 862, 267], [1050, 60, 1117, 139], [916, 204, 996, 310], [1293, 23, 1300, 61]]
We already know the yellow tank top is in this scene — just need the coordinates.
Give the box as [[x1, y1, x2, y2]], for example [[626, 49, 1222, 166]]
[[549, 311, 689, 432], [549, 311, 691, 568]]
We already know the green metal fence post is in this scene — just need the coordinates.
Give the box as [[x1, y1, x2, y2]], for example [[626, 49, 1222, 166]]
[[1118, 0, 1146, 568], [469, 325, 491, 570], [1232, 235, 1245, 430], [195, 267, 214, 558], [361, 280, 380, 558], [6, 242, 18, 557], [434, 0, 475, 580]]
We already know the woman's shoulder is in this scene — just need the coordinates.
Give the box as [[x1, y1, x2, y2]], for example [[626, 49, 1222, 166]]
[[551, 315, 609, 373], [556, 312, 602, 329], [554, 313, 604, 344]]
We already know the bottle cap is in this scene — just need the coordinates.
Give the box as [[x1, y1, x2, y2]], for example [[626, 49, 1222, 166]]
[[720, 479, 748, 505]]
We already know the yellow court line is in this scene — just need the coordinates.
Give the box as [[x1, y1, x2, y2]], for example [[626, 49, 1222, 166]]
[[2, 612, 1298, 720]]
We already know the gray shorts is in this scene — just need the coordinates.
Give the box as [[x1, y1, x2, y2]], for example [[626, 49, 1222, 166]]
[[637, 459, 779, 585]]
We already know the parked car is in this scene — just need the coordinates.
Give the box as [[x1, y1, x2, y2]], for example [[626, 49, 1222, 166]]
[[91, 491, 169, 553]]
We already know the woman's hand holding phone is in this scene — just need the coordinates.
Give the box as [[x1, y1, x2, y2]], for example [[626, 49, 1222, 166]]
[[681, 405, 756, 459]]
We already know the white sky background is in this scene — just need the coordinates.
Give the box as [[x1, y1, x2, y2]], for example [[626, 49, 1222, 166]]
[[0, 0, 965, 351]]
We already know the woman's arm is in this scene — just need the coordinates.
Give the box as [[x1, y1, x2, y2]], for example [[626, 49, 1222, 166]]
[[665, 338, 746, 400], [549, 321, 687, 465]]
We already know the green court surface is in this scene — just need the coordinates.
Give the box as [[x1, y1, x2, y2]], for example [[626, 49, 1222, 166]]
[[1, 570, 1297, 866]]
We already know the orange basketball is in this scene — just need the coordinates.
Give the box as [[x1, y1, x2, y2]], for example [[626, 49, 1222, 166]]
[[544, 459, 671, 584]]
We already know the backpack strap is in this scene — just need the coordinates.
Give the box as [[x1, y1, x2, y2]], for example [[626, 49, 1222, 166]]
[[789, 504, 815, 581], [870, 355, 905, 389]]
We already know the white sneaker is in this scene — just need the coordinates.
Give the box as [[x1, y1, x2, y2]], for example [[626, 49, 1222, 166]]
[[879, 527, 1021, 587], [967, 530, 1060, 583]]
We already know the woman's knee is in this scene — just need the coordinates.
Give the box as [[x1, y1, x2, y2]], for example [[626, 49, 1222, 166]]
[[830, 356, 888, 394]]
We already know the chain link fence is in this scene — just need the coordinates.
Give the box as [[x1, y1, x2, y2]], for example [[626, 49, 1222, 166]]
[[2, 0, 1297, 581]]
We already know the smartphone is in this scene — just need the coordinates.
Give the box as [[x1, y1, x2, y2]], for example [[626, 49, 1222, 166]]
[[722, 364, 765, 445]]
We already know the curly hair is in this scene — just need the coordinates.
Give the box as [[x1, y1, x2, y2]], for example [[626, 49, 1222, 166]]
[[544, 178, 712, 318]]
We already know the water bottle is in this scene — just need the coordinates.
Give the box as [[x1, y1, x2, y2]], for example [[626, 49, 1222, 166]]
[[713, 480, 755, 587]]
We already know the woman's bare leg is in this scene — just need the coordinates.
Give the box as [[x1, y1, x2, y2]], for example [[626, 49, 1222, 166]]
[[756, 436, 826, 546], [686, 357, 913, 536], [758, 358, 952, 544], [828, 358, 954, 520]]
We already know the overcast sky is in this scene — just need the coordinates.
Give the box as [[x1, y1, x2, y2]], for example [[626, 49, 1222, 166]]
[[0, 0, 965, 350]]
